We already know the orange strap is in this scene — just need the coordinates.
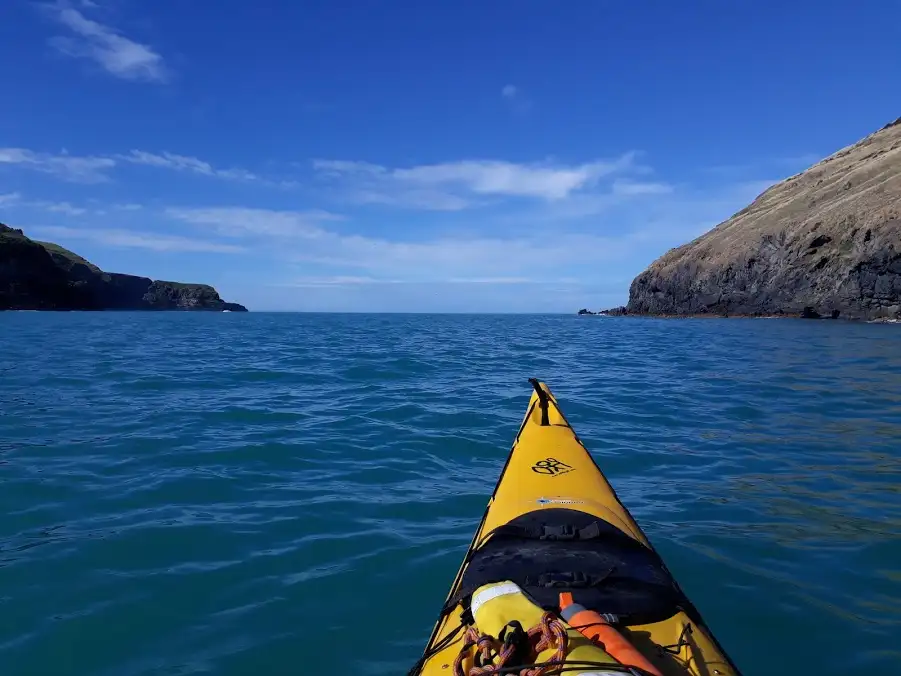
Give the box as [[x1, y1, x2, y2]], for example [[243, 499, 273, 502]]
[[558, 593, 663, 676]]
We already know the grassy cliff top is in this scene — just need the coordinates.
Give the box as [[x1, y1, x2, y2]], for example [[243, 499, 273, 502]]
[[35, 241, 102, 272], [153, 280, 217, 292]]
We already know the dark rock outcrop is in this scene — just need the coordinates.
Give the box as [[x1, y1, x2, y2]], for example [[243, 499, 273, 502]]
[[0, 223, 248, 311], [577, 308, 596, 315], [625, 117, 901, 320]]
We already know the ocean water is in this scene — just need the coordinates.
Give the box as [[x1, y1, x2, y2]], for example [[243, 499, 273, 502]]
[[0, 313, 899, 676]]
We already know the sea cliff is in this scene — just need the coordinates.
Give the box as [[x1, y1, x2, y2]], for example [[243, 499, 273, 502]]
[[0, 223, 247, 312], [593, 117, 901, 320]]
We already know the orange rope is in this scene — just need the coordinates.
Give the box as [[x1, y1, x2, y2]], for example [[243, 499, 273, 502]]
[[453, 612, 569, 676]]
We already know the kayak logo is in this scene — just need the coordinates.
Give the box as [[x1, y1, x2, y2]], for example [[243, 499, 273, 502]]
[[531, 458, 574, 476], [537, 497, 584, 505]]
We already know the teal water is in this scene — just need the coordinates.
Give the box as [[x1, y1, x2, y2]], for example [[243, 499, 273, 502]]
[[1, 313, 900, 676]]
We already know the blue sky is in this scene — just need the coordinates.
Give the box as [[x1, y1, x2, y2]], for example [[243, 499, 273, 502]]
[[1, 0, 899, 312]]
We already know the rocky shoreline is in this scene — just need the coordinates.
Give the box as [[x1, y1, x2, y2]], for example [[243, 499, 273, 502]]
[[580, 308, 901, 323], [1, 223, 248, 312], [580, 116, 901, 322], [585, 305, 843, 319]]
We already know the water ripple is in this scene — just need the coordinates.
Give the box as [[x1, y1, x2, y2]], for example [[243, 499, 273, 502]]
[[0, 312, 899, 675]]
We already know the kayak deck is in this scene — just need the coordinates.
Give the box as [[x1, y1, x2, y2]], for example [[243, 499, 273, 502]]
[[409, 380, 741, 676]]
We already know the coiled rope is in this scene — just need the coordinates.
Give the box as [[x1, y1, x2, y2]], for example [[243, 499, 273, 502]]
[[453, 612, 569, 676]]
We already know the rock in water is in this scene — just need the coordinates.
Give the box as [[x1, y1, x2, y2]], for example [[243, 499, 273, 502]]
[[627, 117, 901, 320]]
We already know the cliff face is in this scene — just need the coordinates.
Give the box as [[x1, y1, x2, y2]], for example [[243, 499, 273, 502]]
[[627, 117, 901, 320], [0, 224, 248, 311]]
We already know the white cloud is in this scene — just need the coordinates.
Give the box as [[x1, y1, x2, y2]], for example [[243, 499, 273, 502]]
[[0, 147, 115, 183], [0, 147, 260, 185], [9, 167, 769, 310], [120, 151, 258, 181], [123, 150, 212, 173], [328, 232, 622, 278], [31, 225, 245, 253], [0, 193, 90, 215], [165, 207, 342, 238], [313, 153, 640, 208], [46, 2, 167, 83], [500, 83, 533, 114], [395, 160, 617, 200], [164, 205, 634, 283], [160, 167, 772, 289], [33, 200, 87, 215]]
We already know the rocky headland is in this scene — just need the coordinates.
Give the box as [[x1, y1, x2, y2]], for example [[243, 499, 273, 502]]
[[587, 116, 901, 321], [0, 223, 247, 312]]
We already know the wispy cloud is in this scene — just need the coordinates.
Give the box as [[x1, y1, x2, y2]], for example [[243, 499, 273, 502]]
[[165, 207, 343, 238], [44, 2, 167, 83], [501, 83, 532, 114], [165, 164, 771, 276], [119, 151, 258, 181], [10, 167, 769, 310], [30, 225, 245, 254], [0, 147, 115, 183], [0, 194, 143, 216], [1, 146, 261, 185], [0, 193, 84, 215], [394, 160, 623, 199], [313, 153, 640, 209], [31, 200, 87, 216], [164, 205, 635, 283]]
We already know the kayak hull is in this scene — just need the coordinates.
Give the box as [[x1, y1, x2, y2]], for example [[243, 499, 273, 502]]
[[411, 381, 742, 676]]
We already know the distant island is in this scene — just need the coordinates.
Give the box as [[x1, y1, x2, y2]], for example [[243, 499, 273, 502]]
[[0, 223, 247, 312], [581, 116, 901, 321]]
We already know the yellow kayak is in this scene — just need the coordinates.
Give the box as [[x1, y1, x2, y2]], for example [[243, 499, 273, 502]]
[[408, 380, 742, 676]]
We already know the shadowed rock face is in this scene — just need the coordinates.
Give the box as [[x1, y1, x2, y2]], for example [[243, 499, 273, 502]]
[[627, 117, 901, 320], [0, 223, 248, 311], [0, 225, 90, 310]]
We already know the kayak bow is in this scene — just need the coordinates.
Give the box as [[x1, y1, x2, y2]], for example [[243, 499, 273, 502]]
[[410, 379, 741, 676]]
